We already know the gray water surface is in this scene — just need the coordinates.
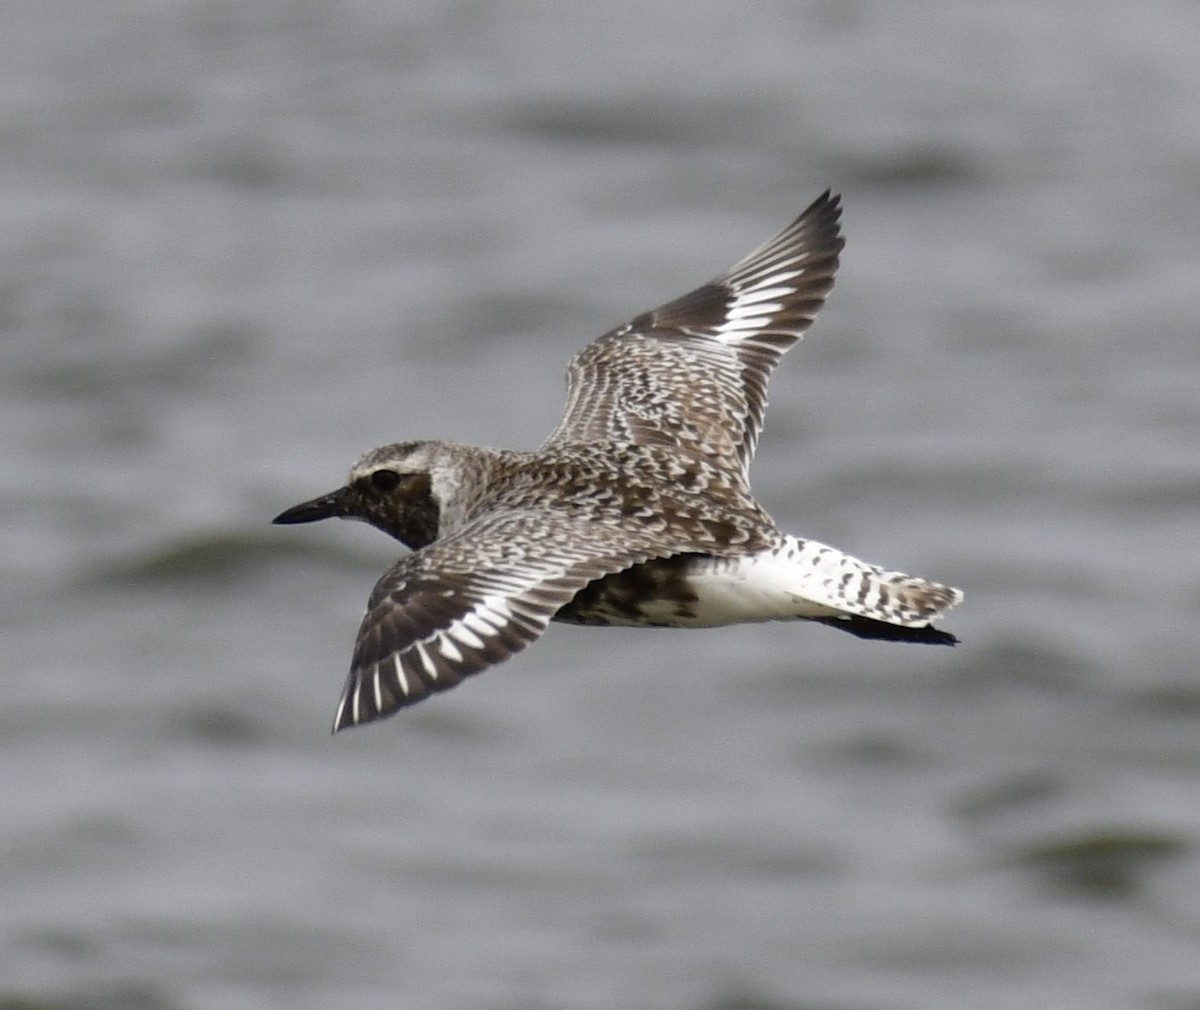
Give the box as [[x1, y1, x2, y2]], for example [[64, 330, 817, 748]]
[[4, 3, 1200, 1009]]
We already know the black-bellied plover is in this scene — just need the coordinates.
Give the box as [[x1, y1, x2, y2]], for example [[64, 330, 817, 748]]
[[274, 192, 963, 731]]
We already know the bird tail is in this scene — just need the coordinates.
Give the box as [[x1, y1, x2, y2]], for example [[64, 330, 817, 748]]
[[810, 614, 959, 645], [779, 535, 963, 629]]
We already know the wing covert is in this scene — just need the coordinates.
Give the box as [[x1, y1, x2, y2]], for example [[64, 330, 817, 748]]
[[543, 191, 843, 477], [333, 510, 672, 730]]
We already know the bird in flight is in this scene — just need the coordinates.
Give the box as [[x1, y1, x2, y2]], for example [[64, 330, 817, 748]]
[[274, 192, 963, 731]]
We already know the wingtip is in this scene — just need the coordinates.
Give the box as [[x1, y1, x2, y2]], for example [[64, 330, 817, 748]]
[[331, 700, 349, 734], [809, 187, 842, 218], [807, 188, 844, 238]]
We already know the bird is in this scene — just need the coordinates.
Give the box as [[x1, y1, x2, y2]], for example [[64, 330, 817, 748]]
[[273, 191, 963, 732]]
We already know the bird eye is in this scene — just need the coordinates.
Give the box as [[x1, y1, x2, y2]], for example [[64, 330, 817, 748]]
[[370, 469, 401, 492]]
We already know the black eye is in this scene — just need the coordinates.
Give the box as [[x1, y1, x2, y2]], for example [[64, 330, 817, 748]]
[[370, 469, 401, 492]]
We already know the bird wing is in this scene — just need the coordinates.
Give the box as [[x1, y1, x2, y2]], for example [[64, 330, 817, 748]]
[[332, 509, 673, 730], [542, 191, 843, 480]]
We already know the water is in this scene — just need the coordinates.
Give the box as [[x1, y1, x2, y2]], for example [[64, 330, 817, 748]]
[[3, 2, 1200, 1008]]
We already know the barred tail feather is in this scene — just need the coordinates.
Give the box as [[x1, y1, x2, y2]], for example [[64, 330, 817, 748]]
[[780, 535, 963, 628]]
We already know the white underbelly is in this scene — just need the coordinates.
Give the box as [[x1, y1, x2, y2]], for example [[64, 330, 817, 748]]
[[628, 554, 843, 627]]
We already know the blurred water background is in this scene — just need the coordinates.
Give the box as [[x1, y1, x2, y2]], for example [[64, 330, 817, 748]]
[[3, 2, 1200, 1008]]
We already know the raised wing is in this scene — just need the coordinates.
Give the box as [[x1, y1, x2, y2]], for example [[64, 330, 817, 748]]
[[543, 191, 843, 479], [332, 510, 671, 731]]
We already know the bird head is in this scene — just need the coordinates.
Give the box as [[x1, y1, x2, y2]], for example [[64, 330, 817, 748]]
[[272, 441, 446, 549]]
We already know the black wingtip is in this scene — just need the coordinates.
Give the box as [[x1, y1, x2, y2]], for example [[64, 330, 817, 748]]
[[807, 188, 842, 220], [808, 189, 843, 241]]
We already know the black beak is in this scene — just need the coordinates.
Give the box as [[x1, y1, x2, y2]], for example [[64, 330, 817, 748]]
[[272, 486, 359, 525]]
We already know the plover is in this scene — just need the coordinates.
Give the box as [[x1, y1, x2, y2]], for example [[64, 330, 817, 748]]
[[274, 191, 963, 731]]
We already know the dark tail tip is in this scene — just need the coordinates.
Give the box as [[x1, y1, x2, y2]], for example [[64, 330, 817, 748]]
[[814, 615, 959, 646]]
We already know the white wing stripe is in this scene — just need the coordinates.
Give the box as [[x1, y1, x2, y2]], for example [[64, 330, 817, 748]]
[[735, 267, 806, 289], [732, 283, 799, 304], [448, 622, 485, 650], [460, 610, 500, 636], [393, 653, 410, 696], [416, 643, 439, 681], [714, 316, 777, 337], [438, 634, 463, 663], [727, 302, 783, 319]]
